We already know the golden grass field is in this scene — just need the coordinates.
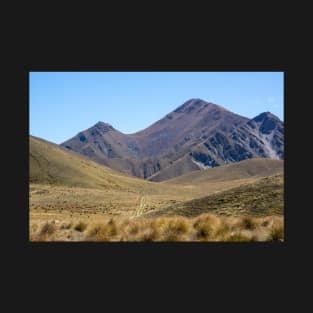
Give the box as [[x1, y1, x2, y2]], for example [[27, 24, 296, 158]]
[[30, 213, 283, 242], [29, 136, 284, 242]]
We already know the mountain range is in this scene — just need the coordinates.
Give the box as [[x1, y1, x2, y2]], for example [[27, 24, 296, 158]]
[[61, 98, 284, 181], [30, 135, 283, 217]]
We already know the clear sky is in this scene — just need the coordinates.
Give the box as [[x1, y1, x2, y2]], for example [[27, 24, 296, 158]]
[[30, 72, 284, 144]]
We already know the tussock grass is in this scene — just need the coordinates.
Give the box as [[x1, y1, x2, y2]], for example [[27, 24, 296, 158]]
[[30, 221, 57, 241], [193, 214, 221, 240], [30, 213, 284, 242], [267, 221, 284, 241], [74, 222, 87, 232], [40, 221, 56, 235], [87, 219, 118, 241], [61, 222, 72, 230], [238, 216, 257, 230], [157, 217, 190, 241]]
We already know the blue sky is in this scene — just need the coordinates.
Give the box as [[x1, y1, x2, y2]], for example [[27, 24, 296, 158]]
[[30, 72, 284, 144]]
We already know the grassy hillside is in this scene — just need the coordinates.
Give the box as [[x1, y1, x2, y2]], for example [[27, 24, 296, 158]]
[[147, 154, 200, 182], [164, 158, 283, 185], [30, 135, 192, 195], [30, 135, 124, 189], [30, 136, 209, 216], [144, 174, 284, 218]]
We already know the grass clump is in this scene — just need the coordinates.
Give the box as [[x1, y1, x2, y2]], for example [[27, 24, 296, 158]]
[[239, 216, 257, 230], [193, 214, 221, 240], [87, 219, 118, 241], [168, 217, 190, 234], [40, 221, 56, 236], [74, 221, 87, 232], [30, 221, 57, 241], [152, 216, 190, 241], [267, 222, 284, 241]]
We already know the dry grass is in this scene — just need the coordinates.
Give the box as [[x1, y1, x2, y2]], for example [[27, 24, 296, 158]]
[[86, 219, 118, 241], [145, 174, 284, 218], [30, 135, 207, 200], [236, 216, 257, 230], [30, 221, 57, 241], [267, 220, 284, 241], [193, 214, 221, 240], [29, 182, 206, 218], [74, 221, 87, 232], [29, 213, 284, 242], [29, 136, 284, 243], [30, 136, 278, 219], [40, 221, 56, 235], [165, 158, 283, 185]]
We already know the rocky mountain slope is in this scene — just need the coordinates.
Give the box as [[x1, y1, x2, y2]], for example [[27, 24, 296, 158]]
[[61, 98, 284, 181]]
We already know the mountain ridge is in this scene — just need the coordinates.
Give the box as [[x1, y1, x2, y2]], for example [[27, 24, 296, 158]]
[[61, 98, 284, 180]]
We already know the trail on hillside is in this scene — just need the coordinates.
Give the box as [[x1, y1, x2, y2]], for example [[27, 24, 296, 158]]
[[132, 196, 147, 218]]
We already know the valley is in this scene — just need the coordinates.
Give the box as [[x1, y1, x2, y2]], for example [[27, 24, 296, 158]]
[[29, 137, 284, 241]]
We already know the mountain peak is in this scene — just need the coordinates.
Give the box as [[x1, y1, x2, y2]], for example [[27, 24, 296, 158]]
[[187, 98, 204, 103], [184, 98, 209, 106], [248, 111, 283, 136], [93, 121, 115, 131], [252, 112, 280, 122], [173, 98, 212, 113]]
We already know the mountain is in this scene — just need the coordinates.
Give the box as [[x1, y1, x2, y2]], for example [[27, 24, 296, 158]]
[[61, 98, 284, 181]]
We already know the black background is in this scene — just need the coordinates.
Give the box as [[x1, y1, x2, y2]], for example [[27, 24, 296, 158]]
[[3, 8, 303, 312]]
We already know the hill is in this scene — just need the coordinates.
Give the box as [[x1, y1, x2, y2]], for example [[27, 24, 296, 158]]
[[163, 158, 283, 185], [30, 135, 209, 216], [144, 174, 284, 218], [30, 135, 186, 195]]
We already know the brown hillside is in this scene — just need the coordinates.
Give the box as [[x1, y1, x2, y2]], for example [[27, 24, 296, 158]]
[[144, 174, 284, 218], [164, 158, 283, 185]]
